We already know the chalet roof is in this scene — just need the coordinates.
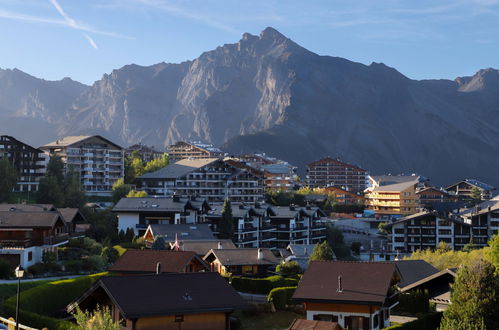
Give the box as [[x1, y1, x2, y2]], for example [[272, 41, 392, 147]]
[[58, 208, 84, 223], [0, 211, 64, 228], [446, 179, 495, 192], [307, 157, 366, 172], [0, 135, 43, 152], [175, 240, 236, 256], [204, 248, 279, 266], [146, 224, 215, 241], [370, 180, 419, 192], [41, 135, 122, 149], [395, 260, 439, 289], [206, 203, 265, 218], [293, 261, 400, 305], [457, 198, 499, 217], [287, 244, 316, 258], [139, 158, 219, 179], [0, 204, 56, 212], [109, 250, 207, 273], [288, 319, 343, 330], [112, 197, 196, 213], [67, 272, 246, 318], [261, 163, 293, 174], [399, 268, 457, 293], [386, 211, 469, 228], [370, 175, 424, 186]]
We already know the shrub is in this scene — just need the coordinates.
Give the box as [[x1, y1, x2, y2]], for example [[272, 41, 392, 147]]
[[231, 275, 298, 294], [276, 261, 301, 276], [83, 255, 106, 271], [64, 260, 83, 273], [0, 259, 12, 279], [2, 303, 72, 330], [101, 246, 120, 263], [268, 286, 297, 310], [119, 242, 143, 249], [27, 262, 62, 276], [4, 272, 107, 315]]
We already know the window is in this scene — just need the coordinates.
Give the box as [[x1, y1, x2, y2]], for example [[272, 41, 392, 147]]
[[28, 251, 33, 261]]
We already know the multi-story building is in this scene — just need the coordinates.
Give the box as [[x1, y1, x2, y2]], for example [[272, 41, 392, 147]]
[[456, 197, 499, 246], [416, 186, 458, 208], [445, 179, 495, 201], [365, 175, 423, 219], [125, 143, 164, 163], [138, 158, 264, 203], [306, 157, 368, 192], [0, 135, 46, 192], [40, 136, 124, 196], [167, 141, 224, 163], [323, 186, 364, 205]]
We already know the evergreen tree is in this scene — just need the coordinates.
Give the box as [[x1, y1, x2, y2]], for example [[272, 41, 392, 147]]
[[470, 186, 483, 205], [46, 155, 65, 185], [37, 174, 64, 206], [0, 158, 17, 202], [309, 241, 334, 262], [64, 167, 86, 208], [439, 259, 499, 330], [151, 237, 167, 250], [219, 199, 234, 239]]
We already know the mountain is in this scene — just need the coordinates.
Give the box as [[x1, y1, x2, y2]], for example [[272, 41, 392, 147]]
[[1, 27, 499, 186]]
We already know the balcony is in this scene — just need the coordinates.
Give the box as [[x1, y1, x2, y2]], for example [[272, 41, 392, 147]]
[[384, 291, 399, 308], [43, 234, 70, 246]]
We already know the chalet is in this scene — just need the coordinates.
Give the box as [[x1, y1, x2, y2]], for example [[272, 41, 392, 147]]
[[143, 224, 215, 248], [174, 240, 236, 256], [293, 261, 400, 330], [58, 208, 86, 234], [306, 157, 368, 193], [67, 272, 247, 330], [113, 196, 210, 236], [167, 141, 225, 163], [415, 187, 458, 208], [125, 143, 164, 163], [446, 179, 495, 201], [109, 250, 209, 275], [203, 248, 279, 277], [323, 186, 364, 205], [0, 209, 69, 269], [284, 244, 324, 270], [394, 260, 439, 291]]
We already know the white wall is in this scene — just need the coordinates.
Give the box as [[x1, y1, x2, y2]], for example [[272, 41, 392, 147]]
[[117, 213, 140, 235]]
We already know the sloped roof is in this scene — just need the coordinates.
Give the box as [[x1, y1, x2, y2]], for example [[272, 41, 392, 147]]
[[139, 158, 219, 179], [147, 224, 215, 241], [58, 208, 84, 223], [288, 319, 343, 330], [109, 250, 207, 273], [0, 204, 55, 212], [287, 244, 316, 258], [41, 135, 122, 149], [113, 197, 192, 213], [446, 179, 495, 192], [177, 240, 236, 256], [399, 268, 457, 293], [204, 248, 279, 266], [293, 261, 400, 305], [395, 260, 439, 289], [0, 211, 64, 228], [371, 180, 419, 192], [67, 272, 247, 318], [307, 157, 366, 172]]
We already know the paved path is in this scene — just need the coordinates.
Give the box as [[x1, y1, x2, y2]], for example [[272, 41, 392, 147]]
[[390, 315, 418, 324], [0, 275, 81, 284]]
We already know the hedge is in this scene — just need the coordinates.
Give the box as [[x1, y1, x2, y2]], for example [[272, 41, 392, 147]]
[[385, 312, 443, 330], [397, 290, 430, 314], [2, 303, 72, 330], [267, 286, 297, 310], [231, 275, 298, 294], [0, 280, 51, 302], [4, 272, 107, 316]]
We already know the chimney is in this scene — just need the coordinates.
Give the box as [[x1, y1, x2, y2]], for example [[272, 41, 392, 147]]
[[257, 248, 263, 260], [337, 275, 343, 292], [156, 262, 161, 274], [218, 241, 223, 249]]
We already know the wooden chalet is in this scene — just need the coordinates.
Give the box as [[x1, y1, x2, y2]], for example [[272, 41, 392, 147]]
[[203, 248, 279, 277]]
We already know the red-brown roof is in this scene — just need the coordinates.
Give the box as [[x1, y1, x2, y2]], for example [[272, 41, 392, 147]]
[[109, 249, 208, 274], [293, 261, 400, 305], [289, 319, 343, 330], [306, 157, 366, 172]]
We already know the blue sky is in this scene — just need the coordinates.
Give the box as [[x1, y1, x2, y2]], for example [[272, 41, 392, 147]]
[[1, 0, 498, 85]]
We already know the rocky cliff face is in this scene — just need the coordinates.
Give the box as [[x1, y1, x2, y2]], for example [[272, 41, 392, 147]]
[[1, 27, 499, 185]]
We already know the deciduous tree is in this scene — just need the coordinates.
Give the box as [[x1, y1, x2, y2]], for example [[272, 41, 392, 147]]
[[309, 241, 334, 262]]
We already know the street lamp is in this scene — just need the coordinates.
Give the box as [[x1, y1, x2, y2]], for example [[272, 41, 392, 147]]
[[14, 265, 24, 330]]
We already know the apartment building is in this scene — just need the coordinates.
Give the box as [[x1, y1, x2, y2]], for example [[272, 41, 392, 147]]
[[365, 175, 423, 219], [416, 187, 458, 208], [167, 141, 224, 163], [306, 157, 368, 192], [40, 136, 124, 196], [0, 135, 46, 192], [125, 143, 164, 162], [138, 158, 264, 203], [446, 179, 496, 201]]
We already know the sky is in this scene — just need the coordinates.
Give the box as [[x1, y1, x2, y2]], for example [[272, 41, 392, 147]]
[[0, 0, 498, 85]]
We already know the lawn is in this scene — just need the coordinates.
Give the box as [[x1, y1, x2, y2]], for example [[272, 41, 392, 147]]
[[0, 280, 52, 302], [236, 310, 304, 330]]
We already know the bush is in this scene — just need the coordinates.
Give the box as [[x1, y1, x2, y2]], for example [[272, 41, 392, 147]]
[[119, 241, 143, 249], [83, 255, 106, 271], [384, 312, 443, 330], [27, 262, 62, 276], [231, 275, 298, 294], [397, 290, 430, 313], [101, 246, 120, 263], [3, 272, 107, 315], [64, 260, 83, 273], [268, 286, 297, 310], [2, 303, 72, 330], [0, 259, 12, 279], [58, 246, 84, 260], [276, 261, 302, 276]]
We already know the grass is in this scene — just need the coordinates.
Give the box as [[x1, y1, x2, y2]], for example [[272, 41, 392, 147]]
[[236, 310, 304, 330], [0, 280, 52, 302]]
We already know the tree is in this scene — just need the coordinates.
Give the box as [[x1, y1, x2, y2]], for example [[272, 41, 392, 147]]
[[71, 305, 120, 330], [470, 186, 483, 205], [0, 158, 17, 202], [436, 241, 451, 254], [64, 167, 86, 208], [219, 199, 234, 239], [378, 222, 389, 235], [46, 155, 65, 185], [112, 178, 131, 203], [144, 153, 169, 173], [151, 237, 167, 250], [37, 174, 64, 206], [126, 190, 148, 198], [276, 260, 302, 276], [309, 241, 334, 262], [439, 259, 499, 330], [131, 157, 145, 180], [326, 224, 345, 249]]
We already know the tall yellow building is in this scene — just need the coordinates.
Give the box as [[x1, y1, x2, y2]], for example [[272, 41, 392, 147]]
[[365, 175, 422, 218]]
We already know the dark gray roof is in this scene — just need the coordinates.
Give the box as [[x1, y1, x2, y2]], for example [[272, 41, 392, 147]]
[[68, 272, 246, 318], [287, 244, 316, 258], [370, 175, 422, 186], [204, 248, 279, 266], [113, 197, 189, 213], [139, 158, 219, 179], [147, 224, 215, 241], [177, 240, 236, 256], [0, 204, 56, 212], [395, 260, 439, 289], [0, 211, 64, 228]]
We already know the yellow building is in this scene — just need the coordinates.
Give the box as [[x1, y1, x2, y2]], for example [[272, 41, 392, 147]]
[[365, 175, 421, 218]]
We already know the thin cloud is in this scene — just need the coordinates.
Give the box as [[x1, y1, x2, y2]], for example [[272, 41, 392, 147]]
[[83, 33, 98, 49]]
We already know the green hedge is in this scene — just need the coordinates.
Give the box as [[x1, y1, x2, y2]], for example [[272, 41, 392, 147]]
[[231, 275, 298, 294], [267, 286, 297, 310], [397, 290, 430, 314], [0, 280, 52, 302], [4, 272, 107, 315], [2, 303, 72, 330], [385, 312, 443, 330]]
